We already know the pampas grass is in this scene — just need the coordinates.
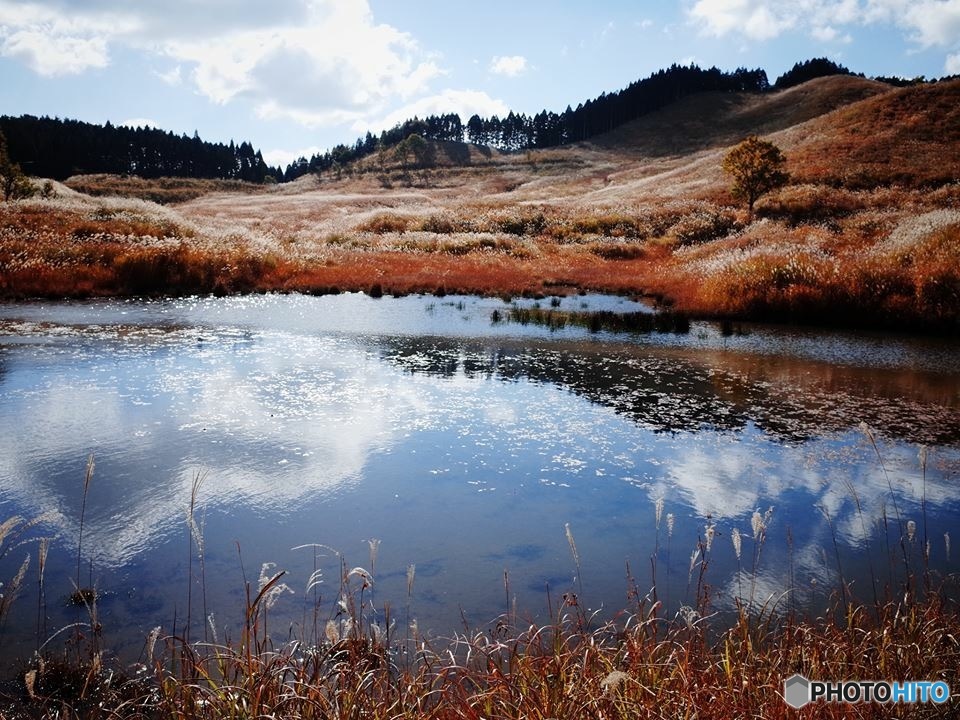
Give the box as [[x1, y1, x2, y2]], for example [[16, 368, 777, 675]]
[[564, 522, 583, 602], [6, 425, 958, 717], [76, 454, 94, 593]]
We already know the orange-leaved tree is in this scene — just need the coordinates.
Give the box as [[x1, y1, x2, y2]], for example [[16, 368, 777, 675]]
[[722, 136, 789, 222]]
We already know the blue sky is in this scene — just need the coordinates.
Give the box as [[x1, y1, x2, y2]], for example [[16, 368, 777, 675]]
[[1, 0, 958, 168]]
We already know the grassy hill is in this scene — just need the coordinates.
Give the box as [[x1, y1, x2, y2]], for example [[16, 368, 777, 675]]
[[2, 77, 958, 331]]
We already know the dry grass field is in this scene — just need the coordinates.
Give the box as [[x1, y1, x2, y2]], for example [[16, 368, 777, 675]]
[[2, 75, 958, 330]]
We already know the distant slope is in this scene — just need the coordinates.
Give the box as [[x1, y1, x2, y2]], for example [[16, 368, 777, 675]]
[[588, 75, 890, 157], [545, 75, 957, 207], [780, 78, 960, 187]]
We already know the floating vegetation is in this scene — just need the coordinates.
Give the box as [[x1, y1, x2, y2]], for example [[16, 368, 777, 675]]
[[501, 307, 690, 334]]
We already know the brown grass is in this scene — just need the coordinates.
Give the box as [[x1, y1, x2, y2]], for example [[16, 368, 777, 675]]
[[63, 175, 264, 204], [2, 78, 958, 331], [9, 541, 959, 719]]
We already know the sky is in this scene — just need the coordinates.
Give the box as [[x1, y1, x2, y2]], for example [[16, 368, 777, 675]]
[[1, 0, 959, 169]]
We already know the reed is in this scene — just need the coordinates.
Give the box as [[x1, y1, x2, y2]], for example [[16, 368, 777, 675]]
[[564, 522, 584, 606], [5, 439, 959, 718], [76, 454, 94, 594]]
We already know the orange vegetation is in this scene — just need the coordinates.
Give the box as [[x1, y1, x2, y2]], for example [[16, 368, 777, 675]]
[[2, 77, 959, 332]]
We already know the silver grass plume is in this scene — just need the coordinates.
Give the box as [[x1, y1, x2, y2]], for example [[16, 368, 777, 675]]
[[602, 670, 630, 695], [258, 562, 293, 609], [145, 625, 161, 661], [564, 523, 581, 570], [38, 537, 50, 586], [348, 566, 374, 587], [325, 619, 340, 644], [688, 547, 699, 584], [306, 568, 324, 594]]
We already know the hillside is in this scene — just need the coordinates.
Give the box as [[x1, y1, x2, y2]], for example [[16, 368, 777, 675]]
[[784, 79, 960, 187], [588, 75, 891, 158], [1, 76, 958, 332]]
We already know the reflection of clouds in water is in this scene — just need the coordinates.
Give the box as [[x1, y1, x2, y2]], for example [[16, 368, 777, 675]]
[[1, 308, 958, 619], [667, 440, 772, 518], [0, 332, 429, 567], [664, 431, 960, 546], [661, 433, 960, 616], [808, 439, 960, 548], [712, 531, 843, 614]]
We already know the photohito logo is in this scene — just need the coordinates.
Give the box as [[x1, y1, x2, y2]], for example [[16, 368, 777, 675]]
[[783, 674, 950, 709]]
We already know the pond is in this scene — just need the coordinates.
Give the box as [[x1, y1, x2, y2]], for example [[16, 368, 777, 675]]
[[1, 293, 958, 670]]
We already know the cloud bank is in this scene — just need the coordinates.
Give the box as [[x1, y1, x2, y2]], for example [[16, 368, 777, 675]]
[[688, 0, 960, 57], [0, 0, 507, 133]]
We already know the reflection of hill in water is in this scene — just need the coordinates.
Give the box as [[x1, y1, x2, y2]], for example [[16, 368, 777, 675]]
[[376, 336, 960, 446]]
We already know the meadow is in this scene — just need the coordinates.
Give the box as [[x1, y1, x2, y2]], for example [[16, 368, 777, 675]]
[[0, 76, 958, 331]]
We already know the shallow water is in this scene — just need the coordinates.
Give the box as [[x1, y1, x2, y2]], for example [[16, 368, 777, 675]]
[[0, 293, 958, 668]]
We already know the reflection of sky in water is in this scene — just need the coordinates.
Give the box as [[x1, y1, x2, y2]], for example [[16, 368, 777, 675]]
[[0, 294, 958, 664]]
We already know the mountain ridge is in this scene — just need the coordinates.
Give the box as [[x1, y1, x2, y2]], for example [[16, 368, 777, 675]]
[[3, 58, 941, 185]]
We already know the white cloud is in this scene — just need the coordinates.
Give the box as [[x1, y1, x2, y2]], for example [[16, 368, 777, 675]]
[[489, 54, 527, 77], [688, 0, 960, 53], [900, 1, 960, 47], [947, 53, 960, 74], [154, 64, 182, 86], [862, 1, 960, 46], [1, 27, 108, 75], [164, 1, 443, 124], [0, 0, 445, 128], [812, 24, 837, 41], [811, 24, 853, 42], [0, 1, 140, 75], [262, 145, 322, 169], [119, 117, 159, 129], [363, 89, 509, 134], [689, 0, 798, 40]]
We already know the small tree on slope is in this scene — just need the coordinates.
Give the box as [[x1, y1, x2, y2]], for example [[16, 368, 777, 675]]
[[722, 136, 789, 222], [0, 129, 33, 201]]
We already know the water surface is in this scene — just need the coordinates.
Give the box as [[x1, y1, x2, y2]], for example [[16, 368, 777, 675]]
[[0, 293, 958, 668]]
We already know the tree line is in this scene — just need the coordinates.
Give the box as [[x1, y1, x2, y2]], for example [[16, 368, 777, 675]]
[[0, 116, 280, 182], [4, 58, 952, 186], [281, 64, 771, 181]]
